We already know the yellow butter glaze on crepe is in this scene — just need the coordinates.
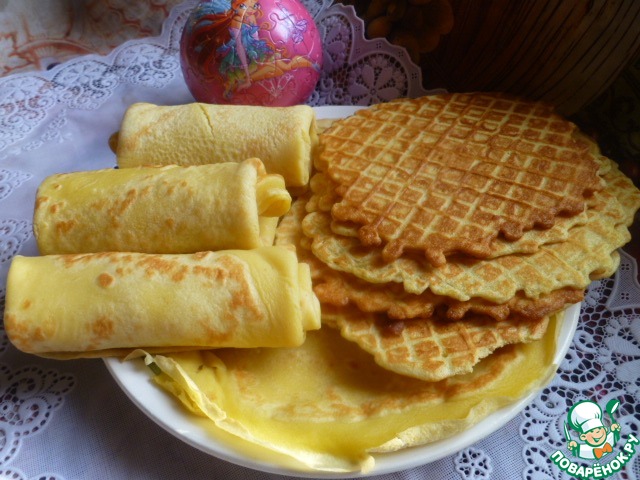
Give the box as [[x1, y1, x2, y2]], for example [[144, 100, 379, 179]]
[[4, 247, 320, 358], [34, 159, 290, 255], [113, 102, 318, 189], [145, 312, 561, 472]]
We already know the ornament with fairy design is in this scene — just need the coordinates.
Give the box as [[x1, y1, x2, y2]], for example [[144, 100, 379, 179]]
[[181, 0, 322, 106]]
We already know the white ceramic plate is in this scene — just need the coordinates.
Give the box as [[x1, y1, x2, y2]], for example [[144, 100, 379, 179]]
[[104, 106, 581, 477], [104, 303, 579, 477]]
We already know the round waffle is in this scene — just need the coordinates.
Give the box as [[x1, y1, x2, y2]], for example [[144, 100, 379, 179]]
[[277, 198, 560, 383], [277, 197, 584, 322], [301, 160, 638, 302], [323, 305, 551, 382], [280, 101, 640, 388], [319, 93, 606, 266], [313, 171, 592, 259]]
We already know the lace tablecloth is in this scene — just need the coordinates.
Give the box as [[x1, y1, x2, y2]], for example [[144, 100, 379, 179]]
[[1, 2, 639, 479]]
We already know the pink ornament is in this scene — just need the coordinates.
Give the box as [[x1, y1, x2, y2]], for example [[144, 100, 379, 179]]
[[180, 0, 323, 106]]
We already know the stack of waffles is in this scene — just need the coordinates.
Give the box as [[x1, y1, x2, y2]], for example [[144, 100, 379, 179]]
[[276, 92, 640, 382]]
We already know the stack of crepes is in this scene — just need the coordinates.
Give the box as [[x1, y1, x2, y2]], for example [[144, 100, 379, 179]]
[[5, 103, 323, 358], [135, 94, 640, 473]]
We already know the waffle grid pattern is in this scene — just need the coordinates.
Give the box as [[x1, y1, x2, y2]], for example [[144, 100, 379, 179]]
[[291, 99, 640, 384], [302, 185, 627, 302], [316, 169, 591, 260], [322, 93, 603, 266], [335, 310, 550, 381], [282, 195, 583, 322]]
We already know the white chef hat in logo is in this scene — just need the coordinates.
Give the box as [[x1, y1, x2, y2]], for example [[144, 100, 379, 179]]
[[569, 400, 605, 434]]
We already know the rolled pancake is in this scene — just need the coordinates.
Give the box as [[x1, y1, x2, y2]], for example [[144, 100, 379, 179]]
[[4, 247, 321, 358], [145, 311, 561, 472], [34, 159, 291, 255], [112, 102, 318, 189]]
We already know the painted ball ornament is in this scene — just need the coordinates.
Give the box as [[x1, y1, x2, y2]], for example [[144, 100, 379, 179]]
[[180, 0, 323, 106]]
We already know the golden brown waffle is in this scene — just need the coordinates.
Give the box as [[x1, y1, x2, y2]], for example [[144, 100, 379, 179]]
[[322, 305, 550, 382], [301, 159, 638, 302], [280, 104, 640, 385], [603, 158, 640, 225], [313, 266, 584, 321], [277, 197, 583, 321], [278, 200, 556, 382], [313, 170, 591, 259], [320, 93, 606, 266]]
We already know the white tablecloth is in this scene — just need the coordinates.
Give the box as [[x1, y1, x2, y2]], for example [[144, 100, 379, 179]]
[[1, 2, 639, 479]]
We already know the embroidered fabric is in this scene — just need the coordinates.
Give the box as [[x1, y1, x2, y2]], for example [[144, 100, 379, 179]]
[[0, 1, 638, 479]]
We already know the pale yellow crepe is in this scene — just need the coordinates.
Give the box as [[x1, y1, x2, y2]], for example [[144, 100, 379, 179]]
[[4, 247, 320, 358], [33, 159, 290, 255], [112, 102, 318, 189], [145, 312, 561, 472]]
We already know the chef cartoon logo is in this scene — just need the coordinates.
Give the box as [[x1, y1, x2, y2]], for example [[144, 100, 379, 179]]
[[549, 398, 639, 479], [565, 399, 620, 460]]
